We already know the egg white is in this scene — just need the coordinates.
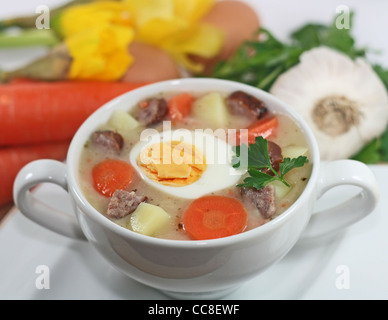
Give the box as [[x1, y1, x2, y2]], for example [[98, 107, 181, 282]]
[[129, 129, 244, 199]]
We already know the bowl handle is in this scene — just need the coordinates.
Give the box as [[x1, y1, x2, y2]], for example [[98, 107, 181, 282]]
[[13, 159, 86, 240], [300, 160, 379, 240]]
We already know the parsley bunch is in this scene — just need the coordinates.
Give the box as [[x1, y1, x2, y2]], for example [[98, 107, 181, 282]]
[[211, 12, 366, 92], [232, 136, 308, 191]]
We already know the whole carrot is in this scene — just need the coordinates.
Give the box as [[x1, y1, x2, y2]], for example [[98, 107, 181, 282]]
[[0, 81, 149, 146], [0, 141, 70, 206]]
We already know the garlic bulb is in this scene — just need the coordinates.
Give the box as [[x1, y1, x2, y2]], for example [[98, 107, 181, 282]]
[[270, 46, 388, 160]]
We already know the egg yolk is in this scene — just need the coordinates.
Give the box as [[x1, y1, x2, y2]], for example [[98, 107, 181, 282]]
[[137, 141, 207, 187]]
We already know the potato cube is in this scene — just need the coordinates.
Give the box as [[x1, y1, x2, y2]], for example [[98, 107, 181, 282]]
[[129, 203, 170, 236], [192, 92, 229, 128], [108, 109, 139, 131], [269, 180, 290, 199], [282, 145, 308, 159]]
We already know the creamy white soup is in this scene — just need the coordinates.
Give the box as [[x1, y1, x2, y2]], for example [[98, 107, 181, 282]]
[[78, 90, 311, 240]]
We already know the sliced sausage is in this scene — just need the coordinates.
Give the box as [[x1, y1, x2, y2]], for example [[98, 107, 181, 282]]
[[267, 141, 283, 174], [241, 185, 276, 219], [91, 130, 124, 155], [107, 190, 147, 219], [136, 98, 168, 125], [226, 91, 267, 119]]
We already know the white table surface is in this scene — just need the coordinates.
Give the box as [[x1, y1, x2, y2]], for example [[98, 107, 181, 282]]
[[1, 0, 388, 300]]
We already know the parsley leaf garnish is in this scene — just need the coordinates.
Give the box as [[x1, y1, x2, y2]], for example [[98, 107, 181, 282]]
[[232, 136, 271, 169], [233, 136, 308, 191]]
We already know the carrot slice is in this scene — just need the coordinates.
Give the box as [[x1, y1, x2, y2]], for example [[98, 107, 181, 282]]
[[167, 93, 194, 122], [183, 195, 247, 240], [92, 159, 134, 197], [232, 116, 278, 145]]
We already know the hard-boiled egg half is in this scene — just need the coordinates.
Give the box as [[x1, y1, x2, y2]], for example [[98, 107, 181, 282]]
[[129, 129, 244, 199]]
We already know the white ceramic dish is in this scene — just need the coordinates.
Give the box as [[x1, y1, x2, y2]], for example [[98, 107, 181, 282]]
[[1, 166, 387, 299], [12, 78, 379, 299]]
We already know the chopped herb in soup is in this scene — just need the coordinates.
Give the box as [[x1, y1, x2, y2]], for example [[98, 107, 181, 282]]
[[78, 90, 311, 240]]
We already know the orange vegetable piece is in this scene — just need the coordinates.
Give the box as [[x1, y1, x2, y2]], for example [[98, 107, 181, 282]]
[[233, 116, 278, 145], [167, 93, 194, 122], [183, 195, 247, 240], [92, 159, 134, 197]]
